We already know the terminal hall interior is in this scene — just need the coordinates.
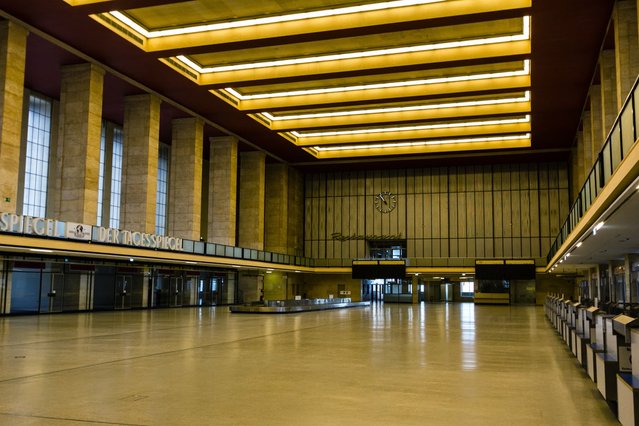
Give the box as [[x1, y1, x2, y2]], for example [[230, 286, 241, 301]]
[[1, 0, 639, 424]]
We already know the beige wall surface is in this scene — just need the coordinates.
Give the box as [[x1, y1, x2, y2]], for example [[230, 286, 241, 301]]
[[305, 163, 569, 266], [299, 273, 362, 302]]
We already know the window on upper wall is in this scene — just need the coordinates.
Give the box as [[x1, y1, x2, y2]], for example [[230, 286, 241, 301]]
[[109, 126, 123, 228], [97, 122, 106, 226], [22, 94, 53, 217], [155, 143, 170, 235]]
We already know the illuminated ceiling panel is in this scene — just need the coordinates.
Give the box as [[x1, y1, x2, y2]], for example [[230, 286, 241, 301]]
[[73, 0, 534, 159]]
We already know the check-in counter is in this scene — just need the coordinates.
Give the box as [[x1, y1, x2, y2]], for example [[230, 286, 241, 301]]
[[586, 307, 603, 382], [544, 295, 559, 327], [555, 297, 565, 334], [561, 299, 572, 350], [596, 315, 620, 402], [574, 304, 589, 367], [614, 316, 639, 425], [569, 302, 582, 357]]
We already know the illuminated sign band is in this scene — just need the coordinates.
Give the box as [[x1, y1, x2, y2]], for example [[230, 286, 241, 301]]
[[0, 212, 183, 252]]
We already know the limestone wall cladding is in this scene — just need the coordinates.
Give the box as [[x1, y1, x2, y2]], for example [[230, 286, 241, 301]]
[[304, 162, 569, 265]]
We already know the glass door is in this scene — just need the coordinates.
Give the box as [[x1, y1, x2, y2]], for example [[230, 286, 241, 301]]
[[183, 276, 197, 306], [170, 276, 183, 307], [40, 273, 64, 313], [115, 275, 132, 310]]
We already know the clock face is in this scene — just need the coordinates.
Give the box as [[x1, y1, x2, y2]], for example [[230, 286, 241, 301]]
[[374, 191, 397, 213]]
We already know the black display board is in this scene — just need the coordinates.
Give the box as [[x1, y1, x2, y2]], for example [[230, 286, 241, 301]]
[[352, 264, 406, 279], [475, 261, 535, 280], [352, 260, 406, 279]]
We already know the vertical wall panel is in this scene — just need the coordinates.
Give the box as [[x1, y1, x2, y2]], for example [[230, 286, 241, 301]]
[[549, 189, 560, 236], [466, 192, 475, 238], [511, 190, 521, 237], [440, 192, 449, 241], [529, 190, 540, 236], [318, 196, 326, 258], [450, 238, 459, 259], [449, 192, 458, 239], [431, 193, 441, 257], [559, 188, 569, 225], [512, 237, 522, 257], [325, 196, 334, 258], [304, 162, 566, 264], [413, 192, 424, 257], [458, 191, 467, 240], [539, 189, 550, 238], [502, 191, 512, 238], [529, 163, 539, 190], [357, 194, 366, 257], [334, 197, 343, 258], [501, 165, 511, 191], [407, 193, 416, 240], [493, 191, 502, 238]]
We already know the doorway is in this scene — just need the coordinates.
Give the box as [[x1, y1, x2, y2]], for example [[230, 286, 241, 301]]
[[115, 275, 132, 310]]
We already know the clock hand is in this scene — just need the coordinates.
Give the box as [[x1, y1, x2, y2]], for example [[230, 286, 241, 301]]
[[380, 193, 386, 204]]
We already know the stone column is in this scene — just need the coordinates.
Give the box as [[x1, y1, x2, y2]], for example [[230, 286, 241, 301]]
[[0, 21, 27, 214], [570, 145, 579, 202], [412, 275, 419, 304], [577, 129, 585, 187], [287, 167, 305, 256], [56, 63, 104, 224], [238, 151, 266, 250], [600, 50, 618, 140], [208, 136, 238, 245], [582, 111, 593, 174], [614, 0, 639, 109], [121, 94, 160, 233], [589, 86, 603, 160], [168, 117, 203, 240], [265, 163, 288, 254]]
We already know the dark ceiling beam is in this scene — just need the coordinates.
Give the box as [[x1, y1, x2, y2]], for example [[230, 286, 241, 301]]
[[69, 0, 191, 14]]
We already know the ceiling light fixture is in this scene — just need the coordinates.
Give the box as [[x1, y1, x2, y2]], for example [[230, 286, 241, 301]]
[[224, 60, 530, 100], [312, 133, 531, 152], [176, 16, 529, 74], [108, 0, 446, 38], [29, 248, 53, 253], [593, 221, 604, 235], [576, 242, 583, 248], [292, 115, 530, 138], [261, 91, 531, 121]]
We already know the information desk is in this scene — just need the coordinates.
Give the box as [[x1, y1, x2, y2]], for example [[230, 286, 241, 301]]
[[230, 298, 370, 314]]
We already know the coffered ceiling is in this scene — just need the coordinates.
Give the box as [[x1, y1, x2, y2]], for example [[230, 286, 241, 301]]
[[0, 0, 615, 167]]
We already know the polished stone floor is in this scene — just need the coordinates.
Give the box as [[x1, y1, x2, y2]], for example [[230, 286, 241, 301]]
[[0, 303, 617, 425]]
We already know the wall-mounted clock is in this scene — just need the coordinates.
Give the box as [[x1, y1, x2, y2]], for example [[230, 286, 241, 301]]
[[374, 191, 397, 213]]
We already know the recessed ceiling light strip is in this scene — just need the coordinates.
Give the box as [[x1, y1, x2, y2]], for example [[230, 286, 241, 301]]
[[224, 60, 530, 100], [108, 0, 446, 38], [313, 133, 531, 151], [176, 16, 530, 74], [292, 115, 530, 138], [262, 91, 531, 121]]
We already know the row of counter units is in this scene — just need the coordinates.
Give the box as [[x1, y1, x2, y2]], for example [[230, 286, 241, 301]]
[[546, 295, 639, 425]]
